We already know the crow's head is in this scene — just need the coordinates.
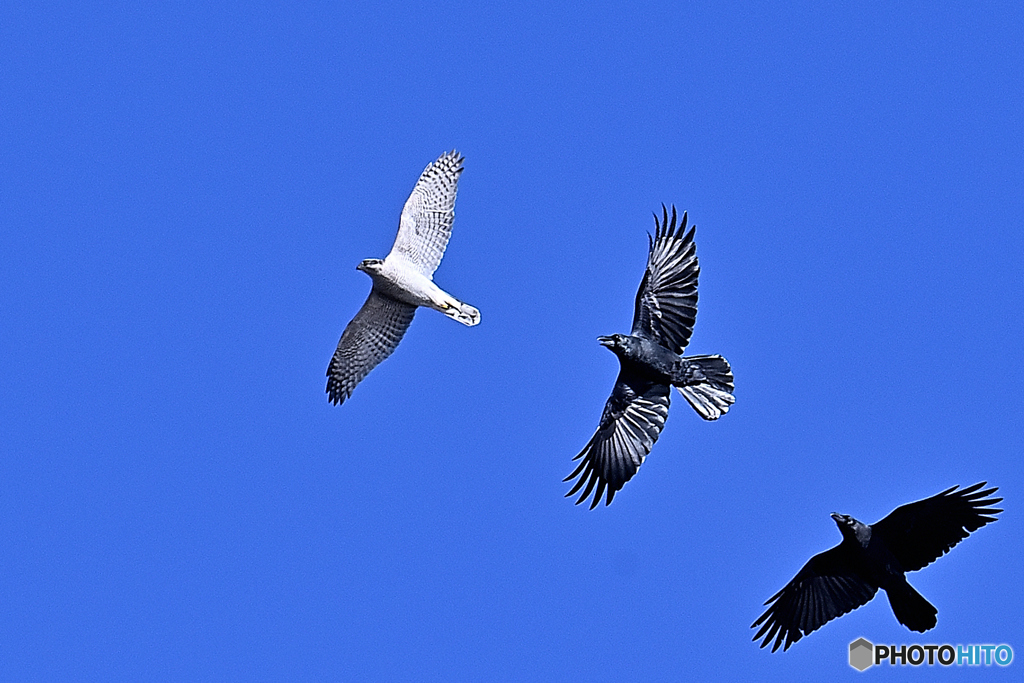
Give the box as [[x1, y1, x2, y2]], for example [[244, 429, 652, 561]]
[[357, 258, 384, 274], [598, 334, 627, 359], [598, 334, 643, 363], [598, 334, 634, 353], [831, 512, 871, 545]]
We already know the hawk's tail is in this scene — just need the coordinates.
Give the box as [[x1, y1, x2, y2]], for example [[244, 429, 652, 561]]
[[886, 581, 937, 633], [675, 354, 735, 420], [442, 298, 480, 327]]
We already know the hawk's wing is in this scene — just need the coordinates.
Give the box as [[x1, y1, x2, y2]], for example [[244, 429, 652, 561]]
[[872, 482, 1002, 573], [564, 374, 670, 509], [326, 291, 417, 405], [752, 544, 878, 652], [389, 151, 464, 277], [630, 205, 699, 355]]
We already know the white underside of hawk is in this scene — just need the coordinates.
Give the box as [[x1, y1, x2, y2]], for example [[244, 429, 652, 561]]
[[327, 151, 479, 405]]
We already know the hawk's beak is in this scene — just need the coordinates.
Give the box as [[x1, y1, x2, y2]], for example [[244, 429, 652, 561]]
[[597, 335, 615, 348]]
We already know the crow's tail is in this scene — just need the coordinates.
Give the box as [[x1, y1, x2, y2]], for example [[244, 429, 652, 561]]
[[887, 581, 937, 633], [675, 354, 735, 420]]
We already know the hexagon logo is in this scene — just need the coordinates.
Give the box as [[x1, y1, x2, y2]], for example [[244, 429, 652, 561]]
[[849, 638, 874, 671]]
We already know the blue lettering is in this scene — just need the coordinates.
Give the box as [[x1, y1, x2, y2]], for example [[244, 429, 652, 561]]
[[995, 645, 1013, 666], [957, 645, 972, 665]]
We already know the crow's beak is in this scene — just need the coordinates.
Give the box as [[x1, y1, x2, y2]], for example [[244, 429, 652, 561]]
[[830, 513, 842, 522], [597, 335, 615, 348]]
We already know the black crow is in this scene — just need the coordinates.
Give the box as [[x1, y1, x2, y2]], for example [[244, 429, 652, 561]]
[[564, 206, 735, 508], [752, 482, 1003, 652]]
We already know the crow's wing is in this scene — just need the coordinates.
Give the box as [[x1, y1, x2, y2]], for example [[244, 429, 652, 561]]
[[389, 151, 464, 277], [564, 374, 670, 509], [752, 544, 878, 652], [630, 205, 699, 355], [872, 482, 1002, 573], [326, 291, 417, 405]]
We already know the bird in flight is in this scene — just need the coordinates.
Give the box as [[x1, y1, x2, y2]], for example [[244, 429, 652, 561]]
[[752, 482, 1003, 652], [564, 205, 735, 508], [326, 151, 479, 405]]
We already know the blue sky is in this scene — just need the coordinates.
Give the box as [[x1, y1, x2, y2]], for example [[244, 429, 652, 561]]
[[3, 1, 1022, 680]]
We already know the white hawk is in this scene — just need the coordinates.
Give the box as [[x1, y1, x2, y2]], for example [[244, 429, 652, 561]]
[[327, 151, 480, 405]]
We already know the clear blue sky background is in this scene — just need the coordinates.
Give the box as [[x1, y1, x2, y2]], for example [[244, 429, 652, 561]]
[[3, 2, 1022, 680]]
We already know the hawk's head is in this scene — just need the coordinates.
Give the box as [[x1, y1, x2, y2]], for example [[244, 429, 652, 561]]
[[357, 258, 384, 274]]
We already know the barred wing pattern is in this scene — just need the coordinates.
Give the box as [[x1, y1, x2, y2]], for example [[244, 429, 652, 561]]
[[872, 483, 1003, 573], [391, 150, 464, 277], [564, 377, 671, 509], [326, 291, 417, 405], [631, 205, 699, 355], [751, 546, 878, 652]]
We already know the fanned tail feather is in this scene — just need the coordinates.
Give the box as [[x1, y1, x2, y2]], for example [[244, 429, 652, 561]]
[[676, 354, 735, 420]]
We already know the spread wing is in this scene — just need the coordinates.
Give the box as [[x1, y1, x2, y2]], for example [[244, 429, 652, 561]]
[[752, 544, 878, 652], [564, 374, 670, 509], [872, 482, 1003, 573], [388, 150, 464, 277], [630, 205, 699, 355], [326, 291, 417, 405]]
